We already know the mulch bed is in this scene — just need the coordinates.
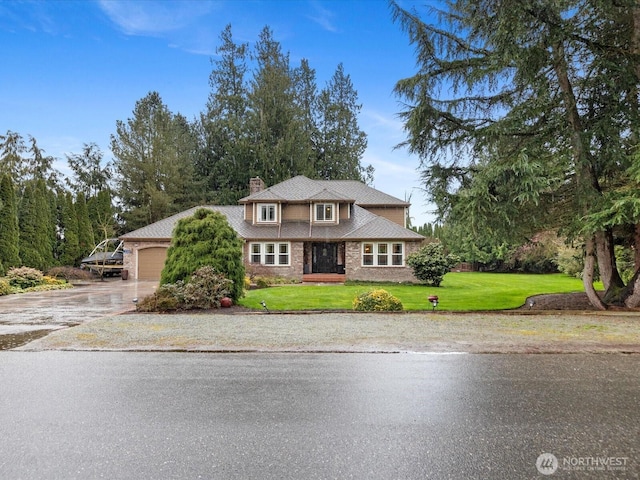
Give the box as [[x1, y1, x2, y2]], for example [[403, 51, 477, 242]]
[[520, 292, 598, 311]]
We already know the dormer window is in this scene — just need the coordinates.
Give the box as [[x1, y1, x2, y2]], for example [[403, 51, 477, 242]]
[[257, 203, 277, 223], [315, 203, 334, 222]]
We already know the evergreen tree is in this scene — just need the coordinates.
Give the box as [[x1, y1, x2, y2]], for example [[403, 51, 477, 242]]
[[65, 143, 112, 198], [391, 0, 640, 308], [197, 24, 252, 205], [75, 193, 94, 260], [160, 208, 245, 300], [111, 91, 197, 231], [291, 58, 318, 177], [26, 136, 61, 191], [18, 182, 44, 269], [0, 174, 20, 272], [316, 63, 371, 182], [34, 179, 55, 269], [58, 191, 80, 266], [248, 26, 312, 184], [0, 131, 28, 188], [87, 189, 116, 240]]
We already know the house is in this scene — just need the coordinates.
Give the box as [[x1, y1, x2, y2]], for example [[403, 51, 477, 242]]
[[120, 175, 425, 282]]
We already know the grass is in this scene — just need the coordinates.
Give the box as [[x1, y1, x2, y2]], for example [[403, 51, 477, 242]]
[[239, 272, 601, 311]]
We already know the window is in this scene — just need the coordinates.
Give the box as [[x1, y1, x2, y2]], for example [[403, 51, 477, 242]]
[[249, 242, 290, 266], [363, 243, 374, 266], [315, 203, 334, 222], [265, 243, 275, 265], [279, 243, 289, 264], [377, 243, 388, 265], [392, 243, 404, 265], [362, 242, 404, 267], [251, 243, 261, 263], [258, 204, 277, 223]]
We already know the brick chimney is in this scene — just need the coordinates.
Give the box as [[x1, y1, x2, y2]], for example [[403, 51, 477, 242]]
[[249, 177, 265, 194]]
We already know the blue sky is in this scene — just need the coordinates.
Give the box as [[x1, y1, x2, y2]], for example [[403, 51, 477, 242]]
[[0, 0, 434, 226]]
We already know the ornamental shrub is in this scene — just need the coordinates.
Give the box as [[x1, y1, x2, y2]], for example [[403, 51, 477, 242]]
[[353, 289, 403, 312], [136, 266, 233, 312], [182, 266, 232, 309], [136, 286, 181, 312], [0, 279, 11, 296], [406, 242, 460, 287], [7, 267, 44, 289]]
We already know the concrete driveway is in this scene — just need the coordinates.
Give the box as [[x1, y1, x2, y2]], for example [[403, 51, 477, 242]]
[[0, 279, 158, 349]]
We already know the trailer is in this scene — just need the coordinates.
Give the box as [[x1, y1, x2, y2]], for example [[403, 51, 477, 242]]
[[80, 238, 124, 277]]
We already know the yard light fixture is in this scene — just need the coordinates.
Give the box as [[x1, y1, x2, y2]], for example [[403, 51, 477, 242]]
[[260, 300, 269, 313], [428, 295, 439, 311]]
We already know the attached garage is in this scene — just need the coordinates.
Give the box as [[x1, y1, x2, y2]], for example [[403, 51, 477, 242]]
[[137, 247, 168, 280]]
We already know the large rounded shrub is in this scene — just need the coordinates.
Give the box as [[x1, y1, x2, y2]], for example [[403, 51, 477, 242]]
[[7, 267, 44, 289], [353, 289, 403, 312], [160, 209, 244, 299], [406, 242, 459, 287]]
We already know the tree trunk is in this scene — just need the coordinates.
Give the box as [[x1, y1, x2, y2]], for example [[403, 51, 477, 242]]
[[622, 269, 640, 307], [636, 224, 640, 271], [595, 229, 625, 304], [617, 225, 640, 307], [583, 236, 607, 310]]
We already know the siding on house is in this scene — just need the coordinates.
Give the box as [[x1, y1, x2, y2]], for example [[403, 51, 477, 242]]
[[365, 206, 406, 227]]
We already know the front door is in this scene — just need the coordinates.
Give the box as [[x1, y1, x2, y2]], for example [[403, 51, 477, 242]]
[[312, 242, 337, 273]]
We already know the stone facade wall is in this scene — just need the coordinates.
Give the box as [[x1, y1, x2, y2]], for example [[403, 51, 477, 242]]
[[244, 241, 304, 282], [344, 241, 422, 283]]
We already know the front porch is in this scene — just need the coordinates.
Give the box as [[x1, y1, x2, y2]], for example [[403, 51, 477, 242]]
[[302, 273, 346, 284]]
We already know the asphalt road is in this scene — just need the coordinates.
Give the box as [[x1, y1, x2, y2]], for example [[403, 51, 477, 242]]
[[0, 352, 637, 479]]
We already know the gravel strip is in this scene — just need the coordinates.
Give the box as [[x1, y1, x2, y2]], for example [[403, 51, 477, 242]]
[[16, 311, 640, 353]]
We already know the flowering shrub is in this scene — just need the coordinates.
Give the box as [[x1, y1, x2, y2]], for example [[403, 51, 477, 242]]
[[7, 267, 44, 289], [353, 289, 403, 312]]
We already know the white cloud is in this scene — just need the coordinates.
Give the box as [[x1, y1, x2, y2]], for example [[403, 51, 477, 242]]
[[98, 0, 217, 36], [307, 1, 337, 32]]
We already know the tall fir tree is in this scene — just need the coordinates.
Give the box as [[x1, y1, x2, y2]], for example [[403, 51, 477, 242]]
[[18, 182, 44, 269], [390, 0, 640, 308], [0, 131, 28, 189], [111, 91, 198, 231], [0, 174, 20, 273], [75, 193, 94, 261], [248, 26, 313, 184], [58, 191, 80, 266], [316, 63, 370, 182], [197, 24, 252, 205], [87, 189, 116, 241]]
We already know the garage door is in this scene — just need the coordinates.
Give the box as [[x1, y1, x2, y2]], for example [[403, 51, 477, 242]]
[[138, 247, 168, 280]]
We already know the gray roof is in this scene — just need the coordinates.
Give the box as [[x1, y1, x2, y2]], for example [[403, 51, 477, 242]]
[[120, 176, 422, 242], [120, 204, 424, 242], [120, 206, 243, 241], [239, 175, 409, 206]]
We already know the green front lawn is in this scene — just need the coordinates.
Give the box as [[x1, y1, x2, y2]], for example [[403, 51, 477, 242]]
[[239, 273, 600, 311]]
